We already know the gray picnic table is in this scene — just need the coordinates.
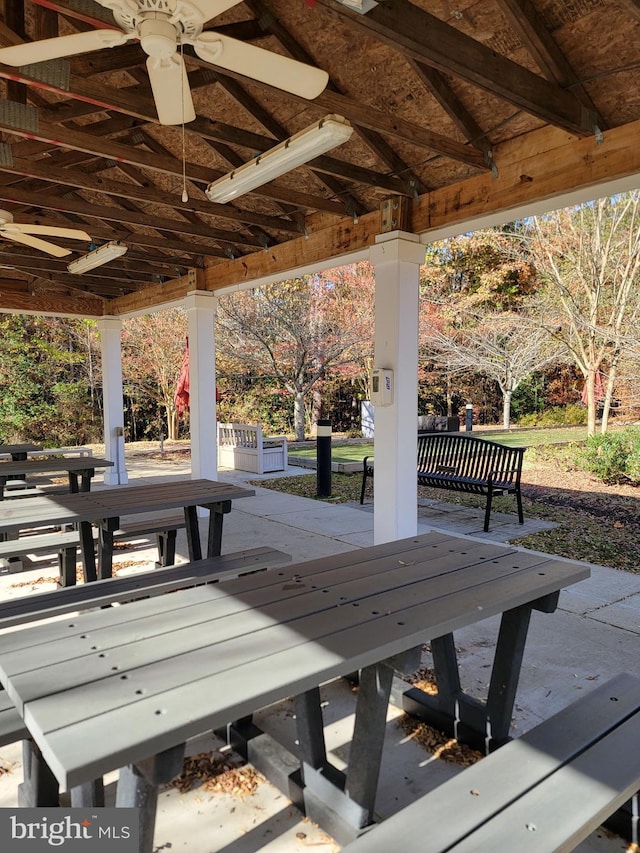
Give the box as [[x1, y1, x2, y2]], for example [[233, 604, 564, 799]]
[[0, 478, 254, 582], [0, 456, 113, 498], [0, 530, 590, 852], [0, 443, 43, 461]]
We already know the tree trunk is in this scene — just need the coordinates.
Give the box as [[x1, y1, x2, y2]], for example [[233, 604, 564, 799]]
[[294, 391, 306, 441], [166, 406, 179, 440], [502, 389, 512, 430], [585, 369, 597, 437], [600, 364, 617, 434]]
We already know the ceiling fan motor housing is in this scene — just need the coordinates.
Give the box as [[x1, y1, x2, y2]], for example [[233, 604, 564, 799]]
[[112, 0, 206, 43], [139, 16, 181, 58]]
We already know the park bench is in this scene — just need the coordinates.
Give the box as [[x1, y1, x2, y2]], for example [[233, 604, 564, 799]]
[[360, 433, 525, 532], [344, 672, 640, 852], [0, 515, 188, 585], [218, 422, 288, 474]]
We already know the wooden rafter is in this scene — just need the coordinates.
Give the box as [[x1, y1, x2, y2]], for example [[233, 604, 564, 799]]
[[317, 0, 597, 136]]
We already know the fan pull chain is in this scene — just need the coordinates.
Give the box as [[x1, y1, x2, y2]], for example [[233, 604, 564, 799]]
[[180, 42, 188, 204]]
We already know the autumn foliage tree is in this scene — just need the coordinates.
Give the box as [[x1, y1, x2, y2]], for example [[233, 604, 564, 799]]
[[121, 308, 188, 440], [216, 265, 374, 440]]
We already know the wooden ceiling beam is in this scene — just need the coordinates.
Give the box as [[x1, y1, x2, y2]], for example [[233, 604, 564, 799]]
[[249, 0, 429, 193], [497, 0, 605, 127], [130, 126, 278, 250], [0, 52, 487, 172], [409, 62, 493, 161], [0, 114, 347, 215], [1, 255, 161, 286], [18, 157, 299, 233], [0, 289, 105, 317], [317, 0, 597, 136], [0, 185, 266, 248]]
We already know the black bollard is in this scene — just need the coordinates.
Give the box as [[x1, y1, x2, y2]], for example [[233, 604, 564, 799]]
[[316, 419, 332, 497], [465, 402, 473, 432]]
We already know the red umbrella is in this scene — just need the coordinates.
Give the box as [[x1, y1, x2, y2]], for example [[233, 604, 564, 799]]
[[174, 338, 190, 416], [581, 369, 605, 405]]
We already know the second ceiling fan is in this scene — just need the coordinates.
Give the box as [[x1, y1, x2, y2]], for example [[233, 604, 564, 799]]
[[0, 0, 329, 125]]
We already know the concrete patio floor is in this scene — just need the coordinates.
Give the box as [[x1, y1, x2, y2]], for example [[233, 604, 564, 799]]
[[0, 454, 638, 852]]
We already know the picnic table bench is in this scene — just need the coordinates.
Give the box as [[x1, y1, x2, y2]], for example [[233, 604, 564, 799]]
[[344, 672, 640, 852], [0, 515, 188, 585], [217, 422, 288, 474], [361, 433, 525, 532]]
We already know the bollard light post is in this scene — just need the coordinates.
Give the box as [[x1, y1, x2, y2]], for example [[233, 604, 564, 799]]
[[316, 419, 332, 497], [465, 402, 473, 432]]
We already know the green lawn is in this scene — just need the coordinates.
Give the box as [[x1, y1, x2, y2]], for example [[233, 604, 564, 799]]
[[288, 426, 589, 464]]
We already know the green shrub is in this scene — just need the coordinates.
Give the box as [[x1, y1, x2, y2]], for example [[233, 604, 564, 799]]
[[576, 427, 640, 484], [516, 404, 587, 428]]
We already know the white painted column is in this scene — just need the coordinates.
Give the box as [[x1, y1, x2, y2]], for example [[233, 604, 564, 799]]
[[97, 317, 128, 485], [184, 291, 217, 480], [369, 231, 425, 544]]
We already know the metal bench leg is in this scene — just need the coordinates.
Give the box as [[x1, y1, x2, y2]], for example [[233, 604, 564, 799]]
[[484, 491, 493, 532], [116, 744, 185, 853], [359, 470, 368, 504], [18, 740, 59, 807], [515, 487, 524, 523]]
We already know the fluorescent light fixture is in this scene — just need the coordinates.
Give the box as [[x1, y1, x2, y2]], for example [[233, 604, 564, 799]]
[[206, 115, 353, 204], [335, 0, 379, 12], [67, 240, 127, 274]]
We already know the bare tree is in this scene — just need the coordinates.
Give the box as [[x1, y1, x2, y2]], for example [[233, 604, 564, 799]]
[[425, 310, 563, 428], [521, 193, 640, 435]]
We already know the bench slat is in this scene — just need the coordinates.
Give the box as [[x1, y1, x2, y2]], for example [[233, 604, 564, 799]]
[[344, 673, 640, 853], [451, 711, 640, 852], [0, 546, 291, 629]]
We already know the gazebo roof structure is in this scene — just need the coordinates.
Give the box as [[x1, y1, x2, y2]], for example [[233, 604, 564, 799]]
[[0, 0, 639, 317]]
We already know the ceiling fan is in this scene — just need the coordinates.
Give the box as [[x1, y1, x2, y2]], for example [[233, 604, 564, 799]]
[[0, 210, 91, 258], [0, 0, 330, 125]]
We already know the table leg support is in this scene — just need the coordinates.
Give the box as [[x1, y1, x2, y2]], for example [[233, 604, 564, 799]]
[[390, 607, 543, 753], [206, 500, 231, 558], [70, 778, 105, 807], [184, 506, 201, 562], [344, 661, 395, 825], [116, 744, 185, 853], [18, 740, 59, 807], [97, 518, 119, 580], [78, 521, 97, 584]]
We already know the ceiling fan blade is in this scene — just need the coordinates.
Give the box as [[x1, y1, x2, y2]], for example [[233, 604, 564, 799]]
[[192, 33, 329, 100], [146, 54, 196, 126], [0, 30, 132, 67], [1, 231, 70, 257], [188, 0, 244, 21], [7, 224, 92, 241]]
